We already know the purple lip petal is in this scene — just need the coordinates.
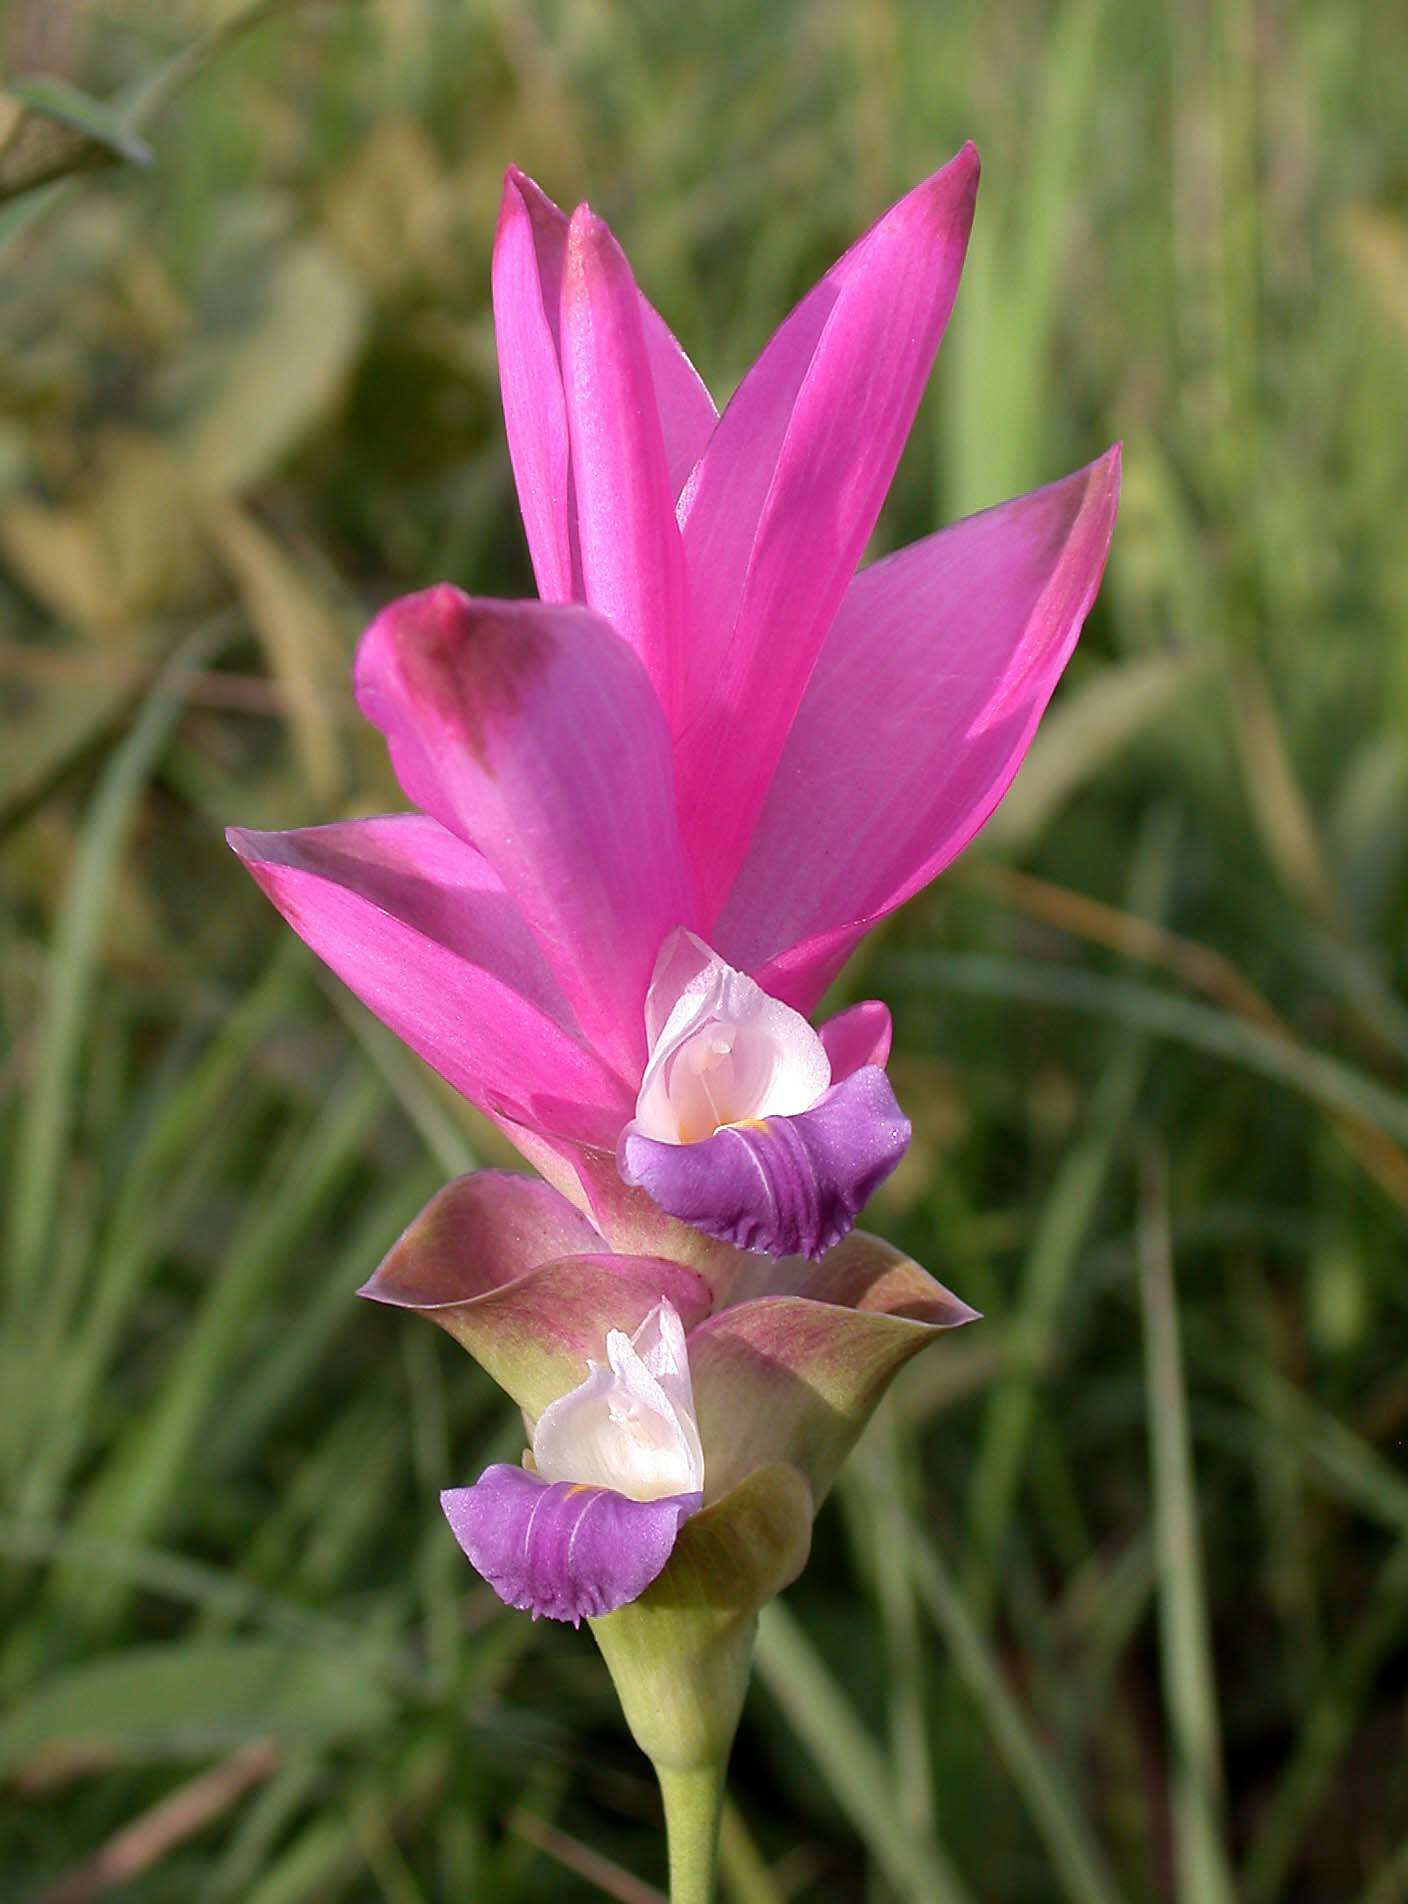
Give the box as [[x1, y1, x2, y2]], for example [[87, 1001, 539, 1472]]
[[443, 1465, 702, 1625], [617, 1065, 910, 1261]]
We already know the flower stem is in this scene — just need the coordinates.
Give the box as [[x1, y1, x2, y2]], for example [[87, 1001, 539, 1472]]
[[657, 1760, 727, 1904]]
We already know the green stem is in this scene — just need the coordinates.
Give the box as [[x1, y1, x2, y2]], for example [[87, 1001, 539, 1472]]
[[657, 1761, 727, 1904]]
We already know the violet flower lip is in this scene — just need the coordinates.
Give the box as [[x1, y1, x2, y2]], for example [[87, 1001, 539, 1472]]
[[442, 1299, 706, 1626]]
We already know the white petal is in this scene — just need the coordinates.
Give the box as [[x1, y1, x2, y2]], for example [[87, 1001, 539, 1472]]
[[531, 1299, 704, 1500], [643, 927, 716, 1045], [632, 930, 831, 1143]]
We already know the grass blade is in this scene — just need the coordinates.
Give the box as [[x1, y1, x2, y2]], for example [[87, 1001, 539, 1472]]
[[5, 627, 223, 1314], [961, 815, 1175, 1618], [754, 1600, 976, 1904], [1244, 1537, 1408, 1903], [1138, 1147, 1238, 1904], [881, 952, 1408, 1159], [910, 1531, 1128, 1904]]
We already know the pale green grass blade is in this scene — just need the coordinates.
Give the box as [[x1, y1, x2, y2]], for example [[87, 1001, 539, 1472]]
[[209, 1753, 329, 1903], [1208, 1346, 1408, 1538], [0, 1638, 395, 1776], [240, 1814, 365, 1904], [718, 1800, 784, 1904], [65, 1065, 388, 1619], [942, 0, 1107, 515], [1138, 1149, 1238, 1904], [961, 1030, 1147, 1618], [847, 1391, 1130, 1904], [881, 952, 1408, 1155], [10, 946, 305, 1519], [754, 1599, 976, 1904], [203, 1164, 441, 1476], [4, 75, 153, 176], [839, 1404, 935, 1851], [0, 1517, 417, 1683], [5, 627, 223, 1313], [907, 1527, 1129, 1904], [402, 1324, 461, 1698], [1290, 925, 1408, 1066], [961, 817, 1174, 1617]]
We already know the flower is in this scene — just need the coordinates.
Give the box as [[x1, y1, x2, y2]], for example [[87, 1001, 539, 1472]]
[[362, 1173, 976, 1626], [229, 149, 1119, 1646], [441, 1299, 704, 1625], [618, 929, 910, 1260]]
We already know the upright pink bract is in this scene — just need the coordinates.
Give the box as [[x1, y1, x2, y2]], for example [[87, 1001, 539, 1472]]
[[230, 143, 1121, 1262]]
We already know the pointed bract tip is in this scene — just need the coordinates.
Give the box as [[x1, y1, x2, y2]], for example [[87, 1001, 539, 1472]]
[[947, 138, 980, 205], [565, 199, 610, 253], [562, 202, 636, 307], [495, 165, 564, 255], [225, 825, 282, 873], [501, 162, 552, 206], [881, 141, 979, 250], [922, 139, 979, 201], [495, 165, 532, 234], [1089, 440, 1124, 517]]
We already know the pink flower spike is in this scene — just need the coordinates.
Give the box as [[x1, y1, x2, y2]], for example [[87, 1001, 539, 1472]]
[[354, 586, 702, 1079], [492, 168, 716, 603], [230, 159, 1122, 1284], [560, 205, 692, 724], [676, 143, 981, 910], [227, 816, 630, 1144], [720, 446, 1124, 1011]]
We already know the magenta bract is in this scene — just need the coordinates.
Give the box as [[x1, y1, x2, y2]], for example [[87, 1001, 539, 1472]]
[[229, 143, 1119, 1256]]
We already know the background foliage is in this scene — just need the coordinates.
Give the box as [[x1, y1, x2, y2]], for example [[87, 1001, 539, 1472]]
[[3, 0, 1407, 1898]]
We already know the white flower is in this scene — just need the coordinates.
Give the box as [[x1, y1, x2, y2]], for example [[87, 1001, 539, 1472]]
[[630, 929, 831, 1146], [531, 1299, 704, 1502]]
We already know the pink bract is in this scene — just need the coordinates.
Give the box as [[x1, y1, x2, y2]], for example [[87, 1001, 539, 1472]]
[[230, 143, 1120, 1246]]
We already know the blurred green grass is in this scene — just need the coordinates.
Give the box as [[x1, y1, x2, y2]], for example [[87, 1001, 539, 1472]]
[[3, 0, 1408, 1897]]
